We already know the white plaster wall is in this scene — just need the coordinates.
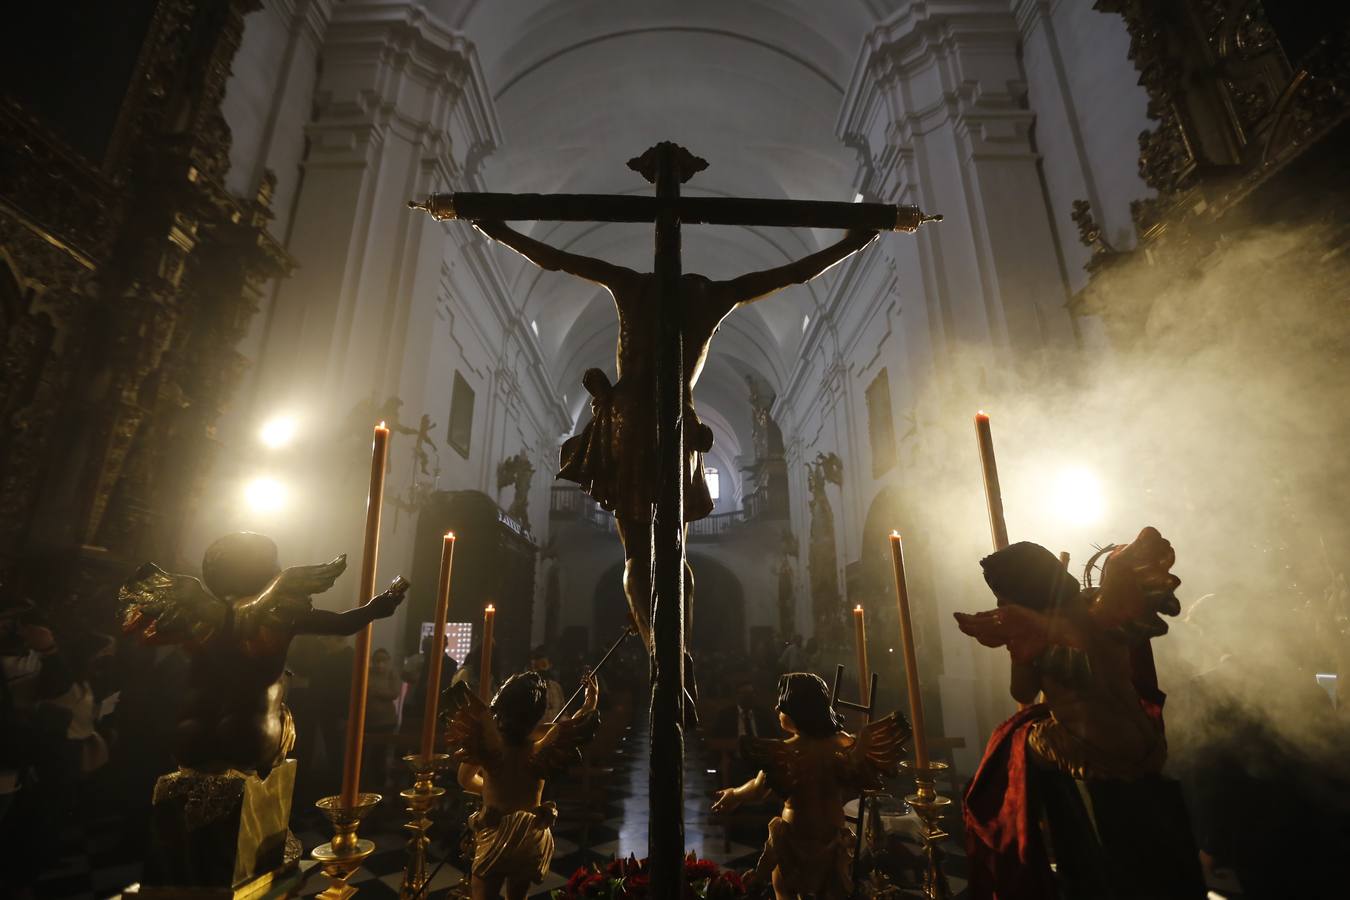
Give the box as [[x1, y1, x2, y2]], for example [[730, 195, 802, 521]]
[[194, 2, 567, 660], [1015, 0, 1154, 291]]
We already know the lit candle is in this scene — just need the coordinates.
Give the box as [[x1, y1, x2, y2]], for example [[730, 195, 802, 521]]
[[974, 412, 1009, 551], [419, 532, 456, 761], [889, 531, 929, 771], [340, 421, 390, 809], [852, 605, 870, 721], [479, 604, 495, 701]]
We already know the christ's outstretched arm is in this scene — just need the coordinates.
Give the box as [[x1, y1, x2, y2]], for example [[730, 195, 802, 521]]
[[720, 227, 879, 306], [474, 220, 639, 291]]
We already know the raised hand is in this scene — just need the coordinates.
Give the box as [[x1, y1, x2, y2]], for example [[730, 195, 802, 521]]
[[367, 577, 410, 619], [711, 787, 741, 815], [579, 672, 599, 715]]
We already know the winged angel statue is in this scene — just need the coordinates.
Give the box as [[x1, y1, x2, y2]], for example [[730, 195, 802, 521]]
[[443, 672, 600, 900], [117, 531, 407, 774], [711, 672, 912, 899]]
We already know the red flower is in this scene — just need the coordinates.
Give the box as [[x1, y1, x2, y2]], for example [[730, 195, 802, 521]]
[[685, 858, 719, 880], [565, 866, 595, 893]]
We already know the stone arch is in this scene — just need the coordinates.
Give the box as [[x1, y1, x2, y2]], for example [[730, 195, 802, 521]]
[[850, 484, 946, 734], [592, 551, 747, 656]]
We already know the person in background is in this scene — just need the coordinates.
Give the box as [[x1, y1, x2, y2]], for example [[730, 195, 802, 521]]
[[403, 633, 458, 735], [363, 648, 401, 792], [313, 637, 353, 791], [453, 642, 497, 699], [713, 678, 777, 784], [1, 597, 74, 899], [529, 646, 566, 723]]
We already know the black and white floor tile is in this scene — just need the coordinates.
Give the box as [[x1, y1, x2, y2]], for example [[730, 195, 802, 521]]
[[35, 713, 982, 899]]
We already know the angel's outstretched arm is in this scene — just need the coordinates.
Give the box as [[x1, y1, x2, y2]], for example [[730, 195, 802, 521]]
[[718, 228, 878, 307], [711, 770, 772, 814], [474, 220, 639, 291], [295, 583, 406, 636]]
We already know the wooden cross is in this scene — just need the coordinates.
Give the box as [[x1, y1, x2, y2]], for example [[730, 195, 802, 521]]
[[410, 142, 939, 896]]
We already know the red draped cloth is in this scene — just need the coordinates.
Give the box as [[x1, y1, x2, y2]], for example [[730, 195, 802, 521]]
[[963, 703, 1055, 900], [963, 642, 1168, 899]]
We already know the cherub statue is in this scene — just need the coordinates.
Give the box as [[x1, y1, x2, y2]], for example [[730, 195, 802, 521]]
[[497, 450, 535, 532], [956, 527, 1206, 899], [117, 532, 408, 775], [470, 218, 878, 653], [413, 412, 439, 478], [710, 672, 911, 899], [445, 671, 600, 900]]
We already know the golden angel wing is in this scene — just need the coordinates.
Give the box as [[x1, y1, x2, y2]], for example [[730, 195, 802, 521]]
[[531, 709, 601, 778], [234, 555, 348, 638], [117, 563, 227, 649], [837, 712, 913, 791], [739, 736, 804, 799], [270, 555, 349, 597], [441, 681, 504, 769]]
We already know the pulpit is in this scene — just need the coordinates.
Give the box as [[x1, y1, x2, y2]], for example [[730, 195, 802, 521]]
[[406, 490, 537, 674]]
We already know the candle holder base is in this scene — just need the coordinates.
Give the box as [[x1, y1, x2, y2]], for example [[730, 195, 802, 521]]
[[399, 753, 450, 900], [312, 793, 381, 900], [901, 761, 953, 900]]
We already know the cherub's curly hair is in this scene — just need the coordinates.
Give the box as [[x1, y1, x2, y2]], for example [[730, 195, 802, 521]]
[[490, 671, 548, 745], [775, 672, 844, 737]]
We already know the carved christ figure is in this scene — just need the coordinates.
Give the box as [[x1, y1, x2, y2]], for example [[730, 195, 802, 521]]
[[473, 219, 878, 650]]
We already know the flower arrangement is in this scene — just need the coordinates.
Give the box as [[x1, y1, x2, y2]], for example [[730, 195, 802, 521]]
[[553, 853, 751, 899]]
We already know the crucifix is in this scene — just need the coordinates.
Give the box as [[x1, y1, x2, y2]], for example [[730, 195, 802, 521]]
[[410, 142, 939, 896]]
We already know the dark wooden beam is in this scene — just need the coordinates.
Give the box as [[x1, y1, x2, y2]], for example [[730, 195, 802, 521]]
[[648, 142, 687, 899], [413, 192, 937, 232]]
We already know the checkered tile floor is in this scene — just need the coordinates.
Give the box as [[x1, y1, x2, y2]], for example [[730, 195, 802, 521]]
[[35, 718, 981, 899]]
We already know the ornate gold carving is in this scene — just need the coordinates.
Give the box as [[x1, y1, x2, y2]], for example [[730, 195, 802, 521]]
[[1, 0, 293, 575]]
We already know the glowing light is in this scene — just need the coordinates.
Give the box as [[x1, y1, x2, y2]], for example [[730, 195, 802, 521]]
[[244, 477, 287, 513], [1052, 466, 1105, 526], [705, 466, 720, 501], [259, 415, 297, 448]]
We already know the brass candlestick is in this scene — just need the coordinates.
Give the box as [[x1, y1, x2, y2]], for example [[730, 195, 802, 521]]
[[399, 753, 450, 900], [901, 760, 953, 900], [312, 792, 381, 900]]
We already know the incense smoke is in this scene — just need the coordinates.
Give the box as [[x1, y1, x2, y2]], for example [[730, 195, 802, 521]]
[[903, 222, 1350, 774]]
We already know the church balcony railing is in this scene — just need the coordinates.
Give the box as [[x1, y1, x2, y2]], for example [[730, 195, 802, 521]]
[[688, 508, 742, 541]]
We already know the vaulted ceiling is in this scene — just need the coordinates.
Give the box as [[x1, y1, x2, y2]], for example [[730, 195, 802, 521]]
[[430, 0, 905, 495]]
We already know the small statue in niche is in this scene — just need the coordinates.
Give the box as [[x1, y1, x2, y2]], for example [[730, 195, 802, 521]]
[[806, 452, 844, 642], [497, 450, 536, 532], [117, 531, 409, 774], [748, 374, 773, 465], [446, 672, 600, 898], [413, 412, 440, 478], [711, 672, 910, 898], [956, 527, 1206, 899]]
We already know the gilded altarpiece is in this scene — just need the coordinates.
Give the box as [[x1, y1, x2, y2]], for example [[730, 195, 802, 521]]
[[0, 1, 291, 594]]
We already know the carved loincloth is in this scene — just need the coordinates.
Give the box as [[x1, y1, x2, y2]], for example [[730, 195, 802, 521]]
[[754, 816, 852, 898], [558, 369, 714, 523], [468, 802, 558, 883]]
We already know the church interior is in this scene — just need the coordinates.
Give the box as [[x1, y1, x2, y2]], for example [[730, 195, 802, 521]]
[[3, 2, 1349, 898]]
